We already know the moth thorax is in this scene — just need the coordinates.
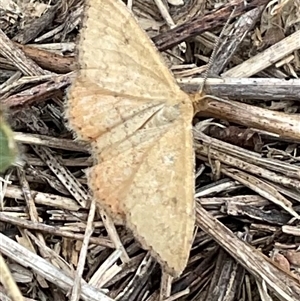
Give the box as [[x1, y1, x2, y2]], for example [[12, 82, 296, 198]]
[[149, 105, 180, 127]]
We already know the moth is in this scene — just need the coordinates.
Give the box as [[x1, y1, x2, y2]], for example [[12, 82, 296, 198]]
[[67, 0, 206, 277]]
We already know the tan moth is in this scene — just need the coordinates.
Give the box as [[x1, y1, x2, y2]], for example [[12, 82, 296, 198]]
[[67, 0, 206, 276]]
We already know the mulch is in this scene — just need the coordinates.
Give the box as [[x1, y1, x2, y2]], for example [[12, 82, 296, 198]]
[[1, 0, 300, 300]]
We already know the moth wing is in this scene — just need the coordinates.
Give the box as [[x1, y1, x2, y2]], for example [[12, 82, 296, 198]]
[[67, 0, 182, 141], [89, 105, 195, 276], [123, 116, 195, 276]]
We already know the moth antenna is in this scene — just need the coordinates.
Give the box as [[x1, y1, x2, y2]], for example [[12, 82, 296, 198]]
[[199, 6, 237, 94]]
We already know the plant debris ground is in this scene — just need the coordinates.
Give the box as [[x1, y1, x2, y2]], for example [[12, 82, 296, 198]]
[[1, 0, 300, 300]]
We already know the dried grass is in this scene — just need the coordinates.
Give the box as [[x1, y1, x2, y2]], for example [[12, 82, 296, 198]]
[[1, 0, 300, 300]]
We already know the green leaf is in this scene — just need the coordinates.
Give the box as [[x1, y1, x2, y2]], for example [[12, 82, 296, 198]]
[[0, 117, 17, 173]]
